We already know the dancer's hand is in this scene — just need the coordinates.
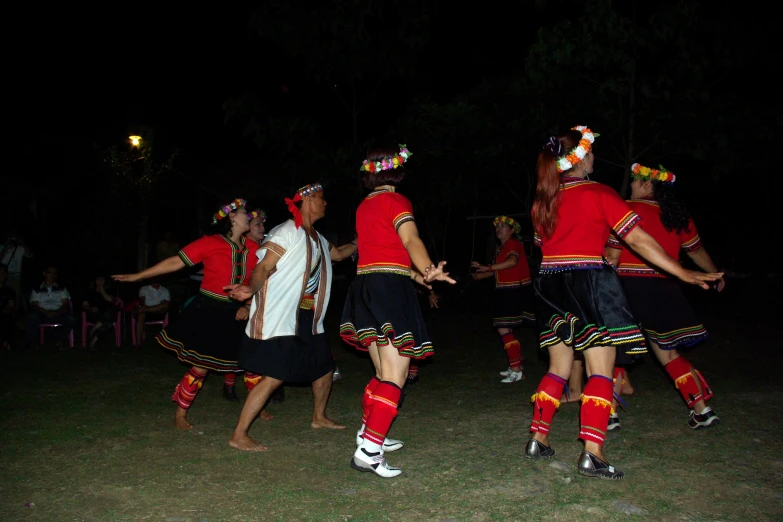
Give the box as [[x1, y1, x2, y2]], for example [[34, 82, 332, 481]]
[[428, 292, 439, 308], [224, 284, 253, 301], [423, 261, 456, 284], [471, 261, 492, 273], [713, 276, 726, 292], [678, 269, 724, 290], [235, 306, 249, 321], [113, 273, 143, 283]]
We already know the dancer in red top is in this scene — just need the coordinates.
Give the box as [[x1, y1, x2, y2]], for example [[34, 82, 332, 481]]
[[605, 163, 724, 429], [525, 127, 722, 479], [340, 145, 455, 477], [472, 215, 535, 382], [113, 198, 262, 430]]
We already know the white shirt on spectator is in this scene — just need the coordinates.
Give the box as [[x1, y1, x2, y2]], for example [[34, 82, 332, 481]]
[[0, 242, 29, 273], [30, 284, 71, 311], [139, 285, 170, 306]]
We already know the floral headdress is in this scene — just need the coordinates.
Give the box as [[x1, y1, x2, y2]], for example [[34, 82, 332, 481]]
[[212, 198, 247, 225], [493, 215, 522, 237], [360, 144, 412, 174], [284, 183, 324, 228], [551, 126, 598, 174], [248, 209, 267, 222], [631, 163, 676, 184]]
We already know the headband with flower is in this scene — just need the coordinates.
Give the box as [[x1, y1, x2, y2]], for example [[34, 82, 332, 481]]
[[552, 126, 598, 173], [360, 144, 412, 174], [284, 183, 324, 228], [493, 215, 522, 237], [212, 198, 247, 225], [248, 209, 267, 222], [631, 163, 676, 184]]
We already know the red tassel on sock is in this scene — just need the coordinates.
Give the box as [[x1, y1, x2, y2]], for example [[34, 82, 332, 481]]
[[580, 375, 613, 446], [530, 373, 566, 434], [363, 381, 402, 446], [665, 356, 712, 408], [244, 372, 262, 391], [172, 368, 206, 410]]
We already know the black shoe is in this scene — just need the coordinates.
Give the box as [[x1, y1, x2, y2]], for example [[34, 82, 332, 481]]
[[406, 374, 419, 385], [223, 385, 239, 402], [688, 407, 720, 429], [524, 439, 555, 459], [270, 386, 285, 404], [577, 451, 624, 479], [607, 414, 621, 431]]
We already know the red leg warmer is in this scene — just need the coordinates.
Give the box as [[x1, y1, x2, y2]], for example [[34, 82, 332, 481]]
[[580, 375, 614, 446], [502, 332, 522, 368], [530, 373, 566, 435], [223, 373, 236, 387], [363, 381, 402, 446], [172, 368, 206, 410], [665, 356, 713, 408], [362, 376, 381, 427]]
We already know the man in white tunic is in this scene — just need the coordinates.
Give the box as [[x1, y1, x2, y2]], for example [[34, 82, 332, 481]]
[[225, 183, 357, 452]]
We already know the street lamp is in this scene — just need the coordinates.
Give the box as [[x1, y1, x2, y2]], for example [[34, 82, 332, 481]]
[[129, 135, 142, 147]]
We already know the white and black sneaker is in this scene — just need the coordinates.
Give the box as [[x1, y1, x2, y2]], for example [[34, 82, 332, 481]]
[[351, 448, 403, 478], [688, 407, 720, 429], [607, 413, 621, 431], [355, 428, 404, 452], [499, 366, 513, 377], [500, 370, 524, 383]]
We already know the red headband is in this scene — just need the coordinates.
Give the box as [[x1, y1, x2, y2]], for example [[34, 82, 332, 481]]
[[283, 193, 303, 228]]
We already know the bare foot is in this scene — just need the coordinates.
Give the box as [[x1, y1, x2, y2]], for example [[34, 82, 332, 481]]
[[621, 384, 635, 395], [228, 434, 269, 452], [259, 409, 273, 420], [311, 417, 346, 429], [174, 412, 193, 430]]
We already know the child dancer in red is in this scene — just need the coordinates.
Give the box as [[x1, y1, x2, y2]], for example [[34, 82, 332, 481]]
[[471, 215, 535, 382]]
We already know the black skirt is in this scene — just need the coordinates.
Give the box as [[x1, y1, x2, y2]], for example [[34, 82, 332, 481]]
[[534, 266, 647, 356], [340, 273, 433, 359], [620, 276, 708, 350], [156, 294, 245, 372], [238, 308, 334, 382], [493, 285, 536, 328]]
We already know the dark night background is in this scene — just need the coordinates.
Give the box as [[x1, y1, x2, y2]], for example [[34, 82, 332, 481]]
[[5, 0, 778, 299]]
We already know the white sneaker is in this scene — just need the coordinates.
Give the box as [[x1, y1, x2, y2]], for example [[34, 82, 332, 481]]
[[607, 413, 621, 431], [499, 366, 513, 377], [501, 370, 524, 383], [355, 428, 405, 452], [332, 366, 342, 382], [351, 447, 403, 478]]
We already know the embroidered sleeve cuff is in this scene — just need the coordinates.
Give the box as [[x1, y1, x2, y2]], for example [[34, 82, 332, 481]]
[[177, 250, 194, 267], [261, 241, 286, 258], [533, 232, 542, 247], [505, 251, 520, 260], [613, 212, 641, 238], [393, 212, 415, 231], [681, 235, 703, 252]]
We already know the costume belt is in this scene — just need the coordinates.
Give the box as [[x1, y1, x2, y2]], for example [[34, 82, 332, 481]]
[[299, 294, 316, 310]]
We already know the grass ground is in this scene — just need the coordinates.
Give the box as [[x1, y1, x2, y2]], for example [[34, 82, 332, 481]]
[[1, 277, 781, 521]]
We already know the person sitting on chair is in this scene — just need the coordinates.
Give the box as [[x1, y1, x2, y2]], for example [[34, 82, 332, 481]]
[[133, 281, 171, 348], [27, 265, 75, 350]]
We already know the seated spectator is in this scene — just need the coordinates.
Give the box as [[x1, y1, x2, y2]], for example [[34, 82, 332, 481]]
[[134, 281, 171, 348], [83, 275, 119, 351], [27, 265, 75, 350], [0, 264, 16, 350]]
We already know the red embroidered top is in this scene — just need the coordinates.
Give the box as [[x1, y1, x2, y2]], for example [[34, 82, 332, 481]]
[[178, 235, 259, 301], [355, 187, 414, 276], [533, 178, 641, 273], [494, 238, 531, 287], [607, 198, 702, 278]]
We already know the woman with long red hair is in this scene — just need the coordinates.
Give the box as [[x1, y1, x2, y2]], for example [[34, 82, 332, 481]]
[[525, 127, 722, 479]]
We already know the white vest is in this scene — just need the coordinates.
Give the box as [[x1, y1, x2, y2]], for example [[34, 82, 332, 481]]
[[246, 220, 333, 340]]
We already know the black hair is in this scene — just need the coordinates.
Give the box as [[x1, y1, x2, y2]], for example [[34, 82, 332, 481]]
[[653, 182, 691, 234]]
